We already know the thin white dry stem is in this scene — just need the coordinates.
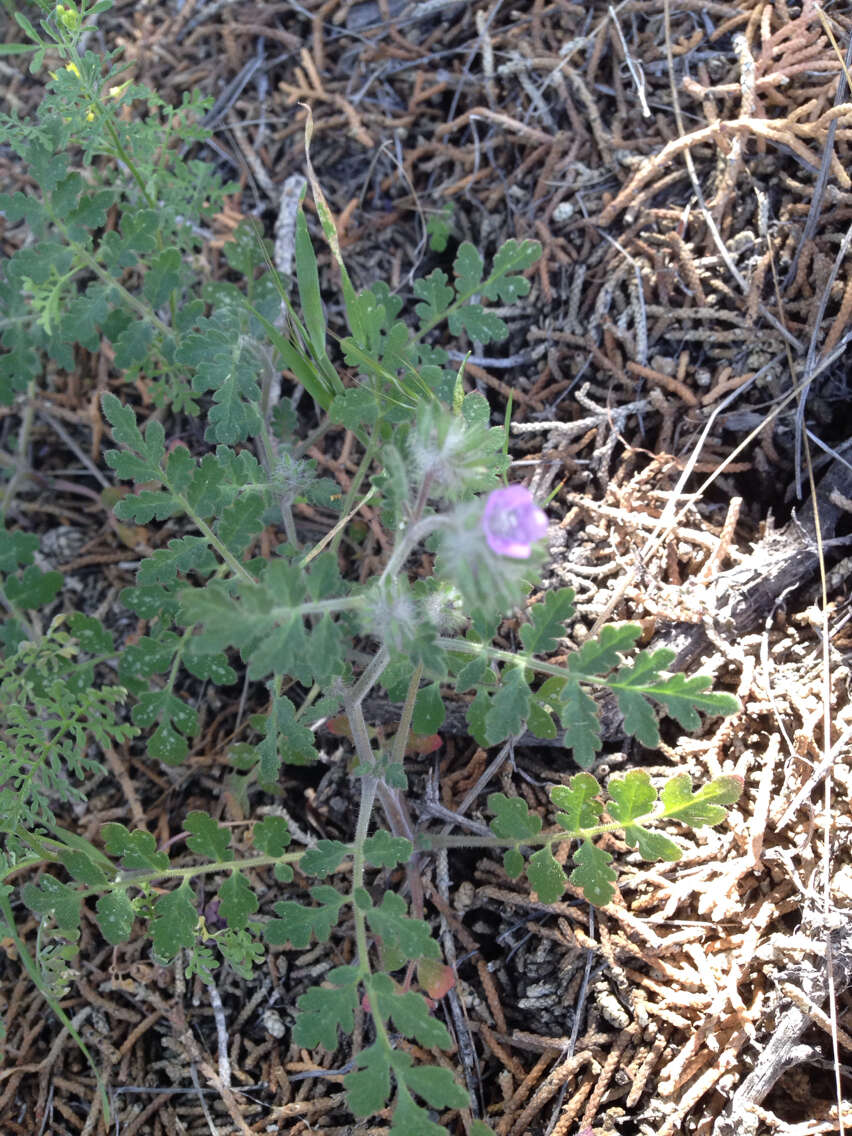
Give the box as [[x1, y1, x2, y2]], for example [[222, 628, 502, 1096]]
[[207, 979, 232, 1092], [804, 430, 847, 1136]]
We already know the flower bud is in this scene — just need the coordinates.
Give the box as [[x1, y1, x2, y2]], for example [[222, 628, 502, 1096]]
[[434, 488, 548, 619], [57, 3, 80, 29], [361, 578, 418, 653], [481, 485, 548, 559], [405, 403, 500, 501]]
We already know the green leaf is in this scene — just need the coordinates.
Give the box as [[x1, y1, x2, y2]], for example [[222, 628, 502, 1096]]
[[178, 324, 262, 445], [183, 644, 237, 685], [448, 305, 507, 343], [551, 773, 603, 832], [131, 690, 197, 765], [485, 666, 530, 742], [425, 204, 453, 252], [370, 973, 453, 1047], [643, 671, 741, 728], [606, 770, 656, 825], [413, 269, 454, 326], [612, 649, 676, 746], [304, 614, 344, 687], [217, 926, 264, 980], [453, 242, 484, 293], [466, 686, 491, 748], [559, 680, 602, 769], [152, 882, 197, 961], [213, 491, 265, 550], [526, 699, 557, 740], [255, 692, 320, 779], [22, 875, 80, 936], [402, 1063, 469, 1110], [570, 840, 617, 907], [101, 823, 169, 871], [328, 386, 380, 431], [136, 537, 216, 585], [568, 623, 641, 676], [366, 892, 440, 961], [185, 942, 220, 982], [96, 891, 135, 946], [363, 831, 413, 869], [527, 847, 567, 905], [503, 848, 524, 878], [488, 793, 542, 841], [143, 247, 182, 307], [184, 811, 231, 862], [106, 395, 162, 458], [113, 321, 155, 370], [624, 826, 682, 862], [454, 654, 489, 693], [5, 565, 62, 609], [252, 815, 291, 856], [148, 719, 190, 764], [520, 587, 575, 654], [389, 1085, 457, 1136], [265, 891, 345, 949], [58, 850, 109, 887], [300, 839, 348, 877], [217, 871, 258, 931], [67, 613, 113, 653], [659, 773, 743, 827], [470, 1123, 498, 1136], [412, 682, 445, 734], [292, 964, 359, 1050], [345, 1042, 391, 1116], [295, 204, 327, 355], [0, 527, 38, 572], [482, 238, 541, 302]]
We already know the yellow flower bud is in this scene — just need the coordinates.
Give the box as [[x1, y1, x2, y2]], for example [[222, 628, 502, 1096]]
[[108, 80, 131, 99], [86, 108, 95, 122], [57, 3, 80, 29], [65, 61, 81, 78]]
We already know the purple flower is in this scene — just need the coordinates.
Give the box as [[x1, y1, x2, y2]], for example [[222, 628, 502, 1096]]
[[482, 485, 548, 559]]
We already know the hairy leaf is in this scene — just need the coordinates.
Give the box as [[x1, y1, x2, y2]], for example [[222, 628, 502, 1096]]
[[606, 770, 656, 825], [527, 847, 566, 905], [551, 773, 602, 832], [485, 666, 530, 742], [252, 815, 291, 857], [570, 840, 617, 907], [96, 891, 135, 945], [101, 823, 169, 871], [300, 839, 348, 877], [370, 973, 452, 1047], [488, 793, 542, 841], [659, 773, 743, 827], [152, 882, 197, 960], [217, 871, 258, 931], [292, 964, 359, 1050], [559, 680, 602, 769], [520, 587, 575, 654], [185, 811, 231, 862], [363, 831, 413, 869], [366, 892, 440, 961], [265, 888, 346, 949]]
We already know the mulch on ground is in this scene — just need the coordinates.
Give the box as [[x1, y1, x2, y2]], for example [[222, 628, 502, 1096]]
[[1, 0, 851, 1133]]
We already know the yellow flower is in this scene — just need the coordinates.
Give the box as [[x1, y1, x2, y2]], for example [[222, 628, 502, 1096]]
[[65, 61, 81, 78]]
